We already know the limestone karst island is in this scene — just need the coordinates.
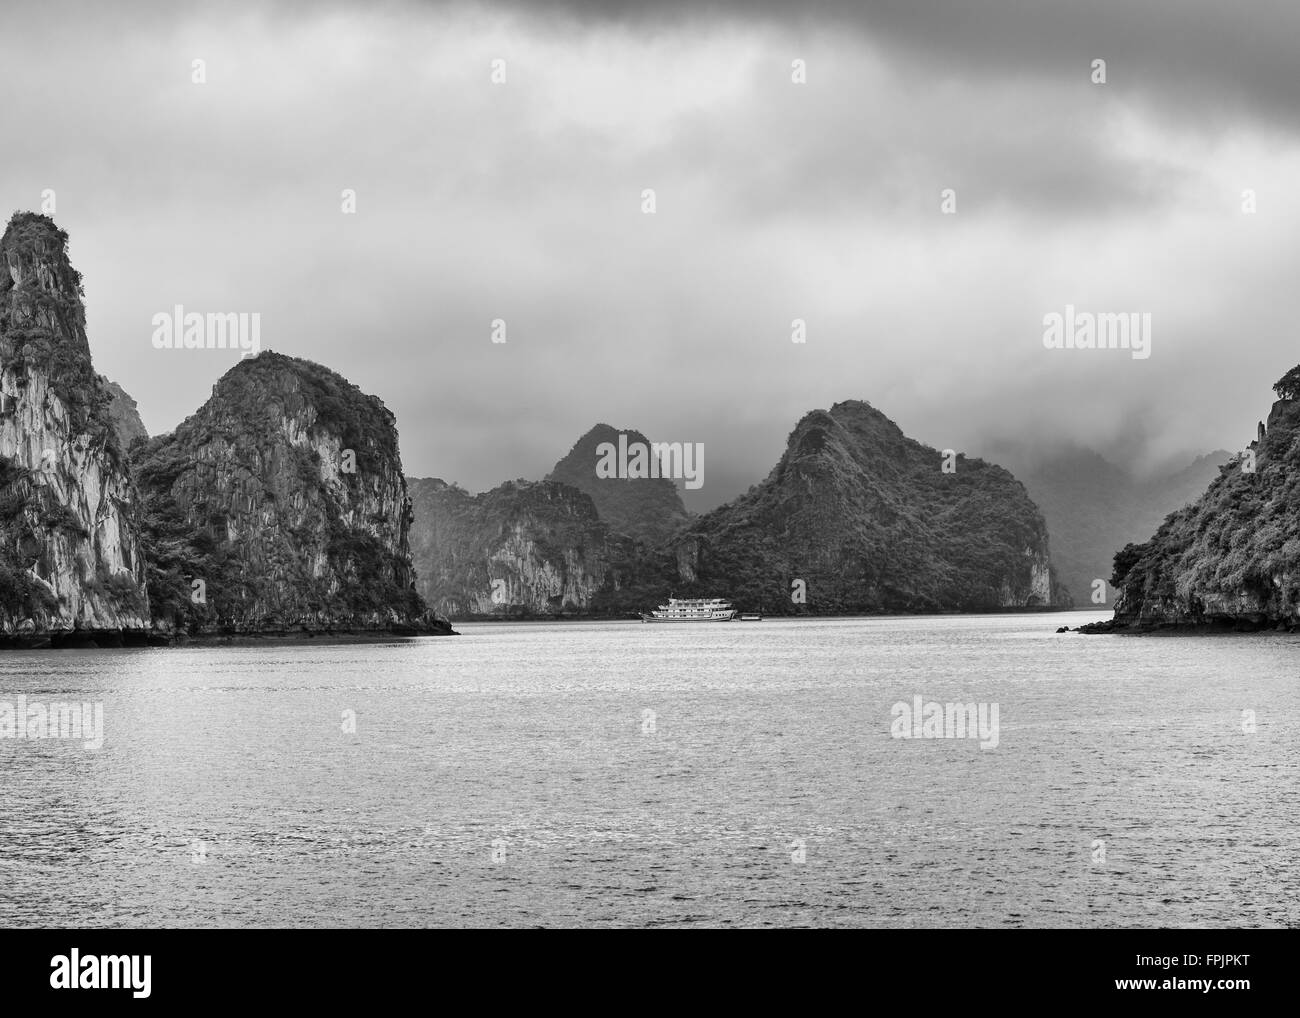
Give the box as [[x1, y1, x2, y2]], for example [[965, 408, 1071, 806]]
[[4, 211, 1294, 644], [0, 212, 450, 646]]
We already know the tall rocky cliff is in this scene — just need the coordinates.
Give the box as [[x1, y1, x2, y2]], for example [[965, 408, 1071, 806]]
[[0, 212, 150, 640], [546, 424, 690, 545], [409, 476, 636, 618], [407, 421, 695, 619], [1102, 368, 1300, 630], [131, 352, 448, 635], [672, 401, 1066, 613]]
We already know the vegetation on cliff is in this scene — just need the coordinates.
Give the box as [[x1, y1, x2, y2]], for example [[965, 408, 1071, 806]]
[[412, 401, 1067, 618], [97, 375, 149, 452], [132, 353, 436, 634], [546, 424, 690, 545], [0, 455, 58, 619], [0, 213, 444, 640], [409, 476, 631, 618], [0, 213, 124, 461], [670, 401, 1065, 613], [0, 212, 150, 637], [1107, 366, 1300, 627]]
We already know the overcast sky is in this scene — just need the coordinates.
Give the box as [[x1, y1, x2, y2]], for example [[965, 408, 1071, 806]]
[[5, 0, 1298, 510]]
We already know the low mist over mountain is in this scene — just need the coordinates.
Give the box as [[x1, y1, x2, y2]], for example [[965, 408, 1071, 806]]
[[986, 445, 1230, 606]]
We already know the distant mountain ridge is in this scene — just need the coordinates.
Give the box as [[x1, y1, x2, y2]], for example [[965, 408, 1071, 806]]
[[411, 401, 1071, 618], [408, 476, 631, 617], [671, 400, 1066, 613], [546, 423, 690, 545], [408, 422, 695, 618], [987, 445, 1230, 606]]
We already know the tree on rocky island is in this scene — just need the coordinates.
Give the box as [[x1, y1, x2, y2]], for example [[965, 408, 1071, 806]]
[[1272, 364, 1300, 401]]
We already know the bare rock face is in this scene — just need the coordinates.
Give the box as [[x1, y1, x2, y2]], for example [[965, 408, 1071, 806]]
[[408, 477, 632, 618], [131, 352, 448, 635], [0, 212, 150, 637]]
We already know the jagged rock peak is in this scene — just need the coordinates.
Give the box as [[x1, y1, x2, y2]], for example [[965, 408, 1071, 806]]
[[1, 211, 85, 300], [0, 212, 150, 638], [0, 212, 102, 423], [547, 422, 690, 544], [131, 352, 444, 635], [98, 376, 148, 452], [676, 397, 1063, 613]]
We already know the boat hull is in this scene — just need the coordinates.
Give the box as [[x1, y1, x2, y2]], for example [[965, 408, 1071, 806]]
[[639, 612, 736, 622]]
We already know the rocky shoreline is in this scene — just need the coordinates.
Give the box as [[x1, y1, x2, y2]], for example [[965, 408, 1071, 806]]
[[1065, 616, 1300, 635], [0, 621, 457, 650], [1062, 365, 1300, 637]]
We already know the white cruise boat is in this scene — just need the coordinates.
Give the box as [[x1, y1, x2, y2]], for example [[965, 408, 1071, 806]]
[[640, 597, 736, 623]]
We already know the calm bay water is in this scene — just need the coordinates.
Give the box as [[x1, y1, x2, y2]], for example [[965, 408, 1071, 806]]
[[1, 612, 1296, 928]]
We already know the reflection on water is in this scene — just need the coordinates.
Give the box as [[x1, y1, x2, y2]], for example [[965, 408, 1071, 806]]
[[0, 613, 1296, 928]]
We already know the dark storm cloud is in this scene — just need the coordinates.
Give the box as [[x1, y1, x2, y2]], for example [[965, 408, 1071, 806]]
[[3, 0, 1297, 511], [666, 79, 1191, 226], [497, 0, 1300, 132]]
